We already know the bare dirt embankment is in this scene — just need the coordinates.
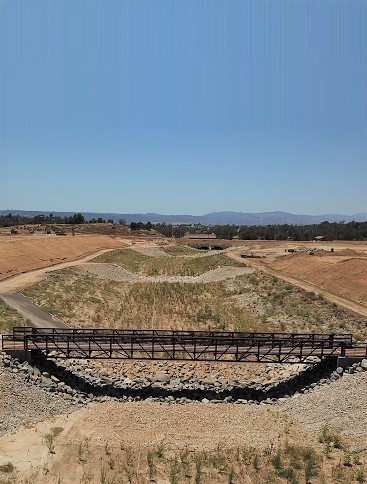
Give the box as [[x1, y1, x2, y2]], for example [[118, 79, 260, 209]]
[[229, 241, 367, 318], [271, 252, 367, 304], [0, 234, 126, 282]]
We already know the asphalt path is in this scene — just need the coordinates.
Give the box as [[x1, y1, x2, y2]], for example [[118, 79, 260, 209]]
[[0, 293, 68, 329]]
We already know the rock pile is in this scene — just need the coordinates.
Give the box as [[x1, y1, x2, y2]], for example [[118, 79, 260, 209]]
[[0, 354, 78, 436], [2, 351, 366, 406]]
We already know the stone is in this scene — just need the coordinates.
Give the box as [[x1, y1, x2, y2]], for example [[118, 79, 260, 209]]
[[153, 372, 170, 384], [361, 359, 367, 370], [336, 367, 344, 375]]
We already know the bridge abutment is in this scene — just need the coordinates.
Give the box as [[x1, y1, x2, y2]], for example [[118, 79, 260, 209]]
[[336, 356, 366, 369]]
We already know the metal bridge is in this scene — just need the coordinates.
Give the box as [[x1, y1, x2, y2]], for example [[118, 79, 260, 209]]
[[3, 327, 366, 363]]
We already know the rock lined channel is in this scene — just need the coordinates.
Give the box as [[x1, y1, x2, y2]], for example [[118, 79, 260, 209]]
[[2, 352, 366, 406]]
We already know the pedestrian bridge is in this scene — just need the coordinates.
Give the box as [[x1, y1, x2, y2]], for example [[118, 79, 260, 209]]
[[2, 327, 367, 364]]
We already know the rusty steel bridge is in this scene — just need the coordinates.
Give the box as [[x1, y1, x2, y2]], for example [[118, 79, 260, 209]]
[[2, 327, 367, 364]]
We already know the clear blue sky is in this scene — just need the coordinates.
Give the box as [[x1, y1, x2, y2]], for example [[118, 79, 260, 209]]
[[1, 0, 366, 215]]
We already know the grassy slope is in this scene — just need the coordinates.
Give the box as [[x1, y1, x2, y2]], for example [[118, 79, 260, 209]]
[[0, 299, 28, 333], [23, 269, 365, 336], [92, 249, 243, 276]]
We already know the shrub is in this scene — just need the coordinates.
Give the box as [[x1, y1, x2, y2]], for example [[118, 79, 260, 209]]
[[0, 462, 14, 473]]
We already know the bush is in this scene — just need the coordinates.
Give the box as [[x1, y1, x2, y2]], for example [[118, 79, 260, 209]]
[[0, 462, 14, 473]]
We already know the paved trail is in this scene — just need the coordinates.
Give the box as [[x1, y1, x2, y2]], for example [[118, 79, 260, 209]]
[[0, 248, 122, 329], [0, 293, 67, 329]]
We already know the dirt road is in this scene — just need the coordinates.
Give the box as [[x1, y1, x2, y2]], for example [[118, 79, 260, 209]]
[[0, 248, 121, 293], [228, 251, 367, 318]]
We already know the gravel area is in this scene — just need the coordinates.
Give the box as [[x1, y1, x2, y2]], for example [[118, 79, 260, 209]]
[[0, 360, 78, 436], [74, 401, 302, 450], [130, 246, 171, 257], [82, 358, 306, 383], [80, 263, 253, 283], [277, 370, 367, 449], [80, 263, 139, 281]]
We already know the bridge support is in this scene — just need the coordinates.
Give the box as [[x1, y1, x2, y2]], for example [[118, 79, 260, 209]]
[[336, 356, 365, 369], [4, 349, 43, 364]]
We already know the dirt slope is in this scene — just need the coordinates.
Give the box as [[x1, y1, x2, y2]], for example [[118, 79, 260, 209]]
[[271, 253, 367, 304], [0, 234, 126, 281]]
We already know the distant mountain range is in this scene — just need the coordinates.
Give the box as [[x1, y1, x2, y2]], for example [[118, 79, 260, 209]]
[[1, 210, 367, 226]]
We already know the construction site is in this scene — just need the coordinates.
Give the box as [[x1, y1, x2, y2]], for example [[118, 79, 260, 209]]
[[0, 232, 367, 483]]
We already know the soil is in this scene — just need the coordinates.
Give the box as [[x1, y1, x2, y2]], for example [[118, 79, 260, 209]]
[[0, 234, 127, 282], [227, 242, 367, 318], [0, 246, 127, 293], [1, 237, 367, 483]]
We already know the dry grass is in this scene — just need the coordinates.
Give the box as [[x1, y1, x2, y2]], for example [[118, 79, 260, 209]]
[[92, 249, 242, 276], [162, 245, 203, 256], [24, 270, 252, 331], [23, 267, 365, 336], [0, 299, 28, 333], [15, 437, 367, 484]]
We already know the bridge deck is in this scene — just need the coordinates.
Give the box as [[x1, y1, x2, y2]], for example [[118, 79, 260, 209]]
[[3, 327, 366, 363]]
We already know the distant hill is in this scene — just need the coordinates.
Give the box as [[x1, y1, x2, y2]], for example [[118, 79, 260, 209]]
[[1, 210, 367, 226]]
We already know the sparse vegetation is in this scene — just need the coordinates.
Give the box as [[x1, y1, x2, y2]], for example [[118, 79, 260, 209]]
[[0, 462, 14, 473], [0, 299, 29, 332], [161, 245, 200, 256], [5, 241, 366, 483], [18, 438, 361, 484], [318, 424, 343, 451], [92, 248, 243, 276], [24, 261, 365, 336], [43, 427, 63, 454]]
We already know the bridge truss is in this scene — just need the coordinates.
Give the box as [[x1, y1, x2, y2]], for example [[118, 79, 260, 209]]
[[3, 327, 366, 363]]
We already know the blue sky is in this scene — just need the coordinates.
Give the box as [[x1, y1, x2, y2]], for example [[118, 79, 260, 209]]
[[1, 0, 366, 215]]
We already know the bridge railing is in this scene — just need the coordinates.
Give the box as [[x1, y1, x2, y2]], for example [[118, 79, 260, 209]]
[[10, 331, 348, 362], [5, 330, 364, 362], [11, 327, 353, 345]]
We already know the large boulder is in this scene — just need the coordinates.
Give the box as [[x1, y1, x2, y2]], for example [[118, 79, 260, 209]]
[[152, 372, 170, 384]]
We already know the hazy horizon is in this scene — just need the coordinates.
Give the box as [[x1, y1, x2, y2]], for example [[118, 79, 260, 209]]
[[1, 208, 366, 218]]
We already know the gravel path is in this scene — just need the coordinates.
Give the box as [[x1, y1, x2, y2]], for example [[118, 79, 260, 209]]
[[80, 263, 253, 283], [277, 370, 367, 448], [0, 359, 77, 436]]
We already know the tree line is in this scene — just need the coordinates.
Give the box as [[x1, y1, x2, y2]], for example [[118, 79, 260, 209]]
[[1, 213, 366, 240], [0, 213, 86, 226], [134, 220, 367, 241]]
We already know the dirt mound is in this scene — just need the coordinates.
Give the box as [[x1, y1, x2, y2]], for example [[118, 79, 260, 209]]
[[0, 235, 125, 281], [272, 253, 367, 304], [314, 248, 367, 257]]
